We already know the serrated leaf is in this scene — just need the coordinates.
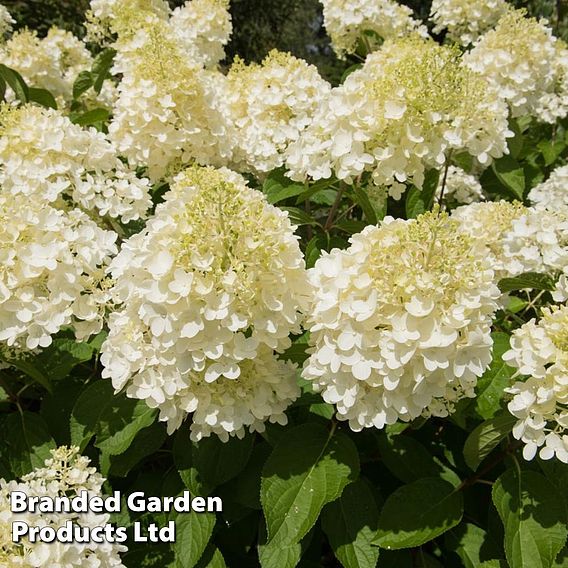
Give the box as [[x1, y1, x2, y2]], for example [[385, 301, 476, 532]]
[[92, 48, 116, 94], [463, 412, 517, 471], [105, 422, 166, 477], [377, 433, 459, 486], [321, 480, 380, 568], [492, 469, 567, 568], [0, 356, 51, 392], [261, 423, 359, 546], [335, 219, 368, 234], [41, 379, 85, 445], [498, 272, 556, 293], [173, 429, 254, 496], [28, 87, 57, 109], [474, 333, 515, 420], [0, 412, 55, 477], [445, 523, 501, 568], [259, 537, 302, 568], [195, 545, 226, 568], [174, 511, 216, 568], [537, 139, 566, 167], [71, 108, 110, 127], [35, 339, 94, 382], [406, 169, 440, 217], [281, 206, 318, 227], [73, 70, 93, 99], [353, 185, 378, 225], [492, 156, 525, 199], [374, 478, 463, 549], [70, 380, 157, 454], [0, 64, 28, 102], [265, 180, 306, 204]]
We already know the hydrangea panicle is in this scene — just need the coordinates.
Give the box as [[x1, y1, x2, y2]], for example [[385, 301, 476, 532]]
[[0, 191, 118, 349], [302, 209, 501, 431], [287, 37, 511, 199], [464, 9, 568, 123], [101, 165, 309, 440], [225, 50, 331, 175], [320, 0, 427, 57], [452, 201, 568, 282], [429, 0, 509, 46], [0, 446, 126, 566], [0, 104, 152, 224], [504, 304, 568, 463]]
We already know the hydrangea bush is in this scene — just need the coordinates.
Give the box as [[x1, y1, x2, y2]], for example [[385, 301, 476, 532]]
[[0, 0, 567, 566]]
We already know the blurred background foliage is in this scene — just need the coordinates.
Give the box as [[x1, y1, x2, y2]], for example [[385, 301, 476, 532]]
[[2, 0, 567, 84]]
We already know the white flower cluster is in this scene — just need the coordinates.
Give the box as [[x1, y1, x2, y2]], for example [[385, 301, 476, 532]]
[[320, 0, 427, 57], [85, 0, 171, 43], [101, 166, 308, 440], [464, 9, 568, 123], [0, 4, 14, 38], [452, 201, 568, 281], [429, 0, 509, 46], [529, 164, 568, 211], [0, 104, 151, 224], [504, 304, 568, 463], [0, 27, 115, 108], [287, 37, 511, 199], [225, 50, 331, 175], [302, 210, 501, 431], [0, 446, 126, 567], [106, 1, 232, 180], [0, 190, 117, 349], [436, 166, 485, 206], [170, 0, 232, 68]]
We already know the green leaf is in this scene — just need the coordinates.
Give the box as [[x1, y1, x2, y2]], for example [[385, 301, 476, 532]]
[[35, 339, 94, 383], [0, 64, 29, 102], [28, 87, 57, 109], [373, 478, 463, 549], [71, 108, 110, 127], [353, 186, 378, 225], [0, 412, 55, 477], [507, 120, 524, 160], [0, 356, 52, 392], [405, 169, 440, 218], [261, 423, 359, 546], [195, 545, 226, 568], [70, 380, 157, 454], [41, 379, 85, 445], [73, 70, 93, 99], [281, 206, 319, 227], [173, 430, 254, 496], [493, 469, 568, 568], [537, 139, 566, 167], [174, 511, 216, 568], [222, 442, 272, 510], [258, 536, 302, 568], [498, 272, 556, 293], [335, 219, 368, 234], [268, 183, 306, 203], [445, 523, 500, 568], [377, 433, 459, 486], [92, 48, 116, 94], [463, 411, 517, 471], [492, 156, 525, 199], [321, 480, 380, 568], [474, 333, 515, 420], [105, 422, 166, 477]]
